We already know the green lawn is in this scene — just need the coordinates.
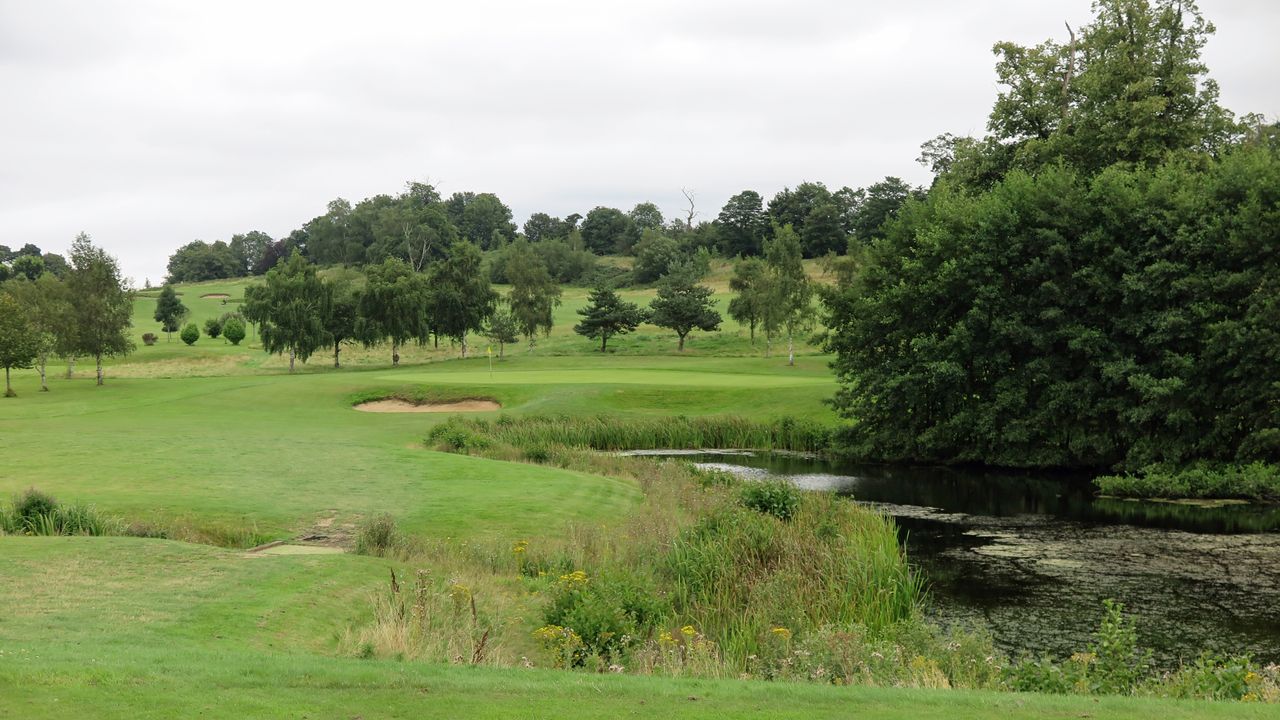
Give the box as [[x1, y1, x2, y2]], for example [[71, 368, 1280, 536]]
[[0, 354, 833, 538], [0, 537, 1262, 720]]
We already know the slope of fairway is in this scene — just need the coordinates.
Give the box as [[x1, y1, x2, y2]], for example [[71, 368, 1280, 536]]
[[0, 537, 1263, 720], [0, 355, 832, 539]]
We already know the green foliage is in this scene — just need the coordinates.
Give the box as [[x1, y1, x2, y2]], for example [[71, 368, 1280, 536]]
[[648, 263, 721, 351], [180, 323, 200, 345], [357, 257, 431, 366], [580, 207, 633, 255], [429, 414, 830, 454], [166, 240, 241, 283], [221, 317, 246, 346], [141, 332, 158, 346], [353, 513, 403, 557], [762, 225, 813, 364], [320, 275, 361, 367], [504, 239, 562, 348], [739, 480, 800, 521], [0, 293, 39, 395], [13, 488, 58, 525], [727, 256, 770, 343], [243, 254, 331, 371], [573, 286, 647, 351], [203, 317, 222, 339], [1096, 462, 1280, 501], [482, 307, 519, 358], [823, 149, 1280, 472], [543, 570, 669, 661], [717, 190, 772, 257], [0, 489, 123, 537], [153, 285, 188, 339], [66, 233, 134, 383], [428, 241, 497, 354]]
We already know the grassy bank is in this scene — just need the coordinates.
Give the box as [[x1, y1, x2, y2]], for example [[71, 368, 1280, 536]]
[[1096, 463, 1280, 502]]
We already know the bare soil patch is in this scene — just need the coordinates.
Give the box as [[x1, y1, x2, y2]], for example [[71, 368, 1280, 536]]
[[201, 293, 231, 299], [354, 399, 500, 413]]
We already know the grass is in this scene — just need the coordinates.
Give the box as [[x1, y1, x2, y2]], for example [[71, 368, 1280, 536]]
[[0, 537, 1266, 720], [1, 281, 1271, 715]]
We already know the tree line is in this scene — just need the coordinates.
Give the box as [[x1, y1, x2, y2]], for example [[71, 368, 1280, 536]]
[[163, 176, 919, 284], [0, 235, 133, 395], [820, 0, 1280, 477]]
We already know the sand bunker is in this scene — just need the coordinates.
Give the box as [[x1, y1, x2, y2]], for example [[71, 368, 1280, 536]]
[[201, 293, 230, 299], [355, 399, 500, 413]]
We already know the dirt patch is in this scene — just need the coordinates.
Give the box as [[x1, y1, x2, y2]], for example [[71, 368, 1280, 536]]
[[201, 293, 231, 299], [250, 544, 345, 556], [354, 399, 500, 413]]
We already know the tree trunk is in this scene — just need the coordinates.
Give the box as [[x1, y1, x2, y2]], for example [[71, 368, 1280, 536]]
[[95, 354, 104, 386], [678, 333, 686, 352], [66, 357, 75, 379], [289, 349, 296, 374], [749, 322, 756, 344], [4, 366, 13, 397], [461, 336, 468, 359], [787, 328, 795, 367], [600, 335, 607, 352], [765, 335, 772, 358], [38, 355, 48, 392], [499, 341, 504, 359], [334, 341, 341, 369], [392, 341, 400, 367]]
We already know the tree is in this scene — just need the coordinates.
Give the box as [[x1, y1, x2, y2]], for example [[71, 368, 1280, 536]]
[[66, 233, 134, 386], [505, 239, 562, 350], [727, 256, 770, 343], [580, 207, 633, 255], [243, 254, 329, 373], [649, 262, 721, 351], [11, 254, 44, 281], [0, 293, 39, 397], [153, 285, 188, 342], [483, 307, 519, 359], [180, 323, 200, 345], [373, 196, 456, 271], [717, 190, 772, 257], [799, 202, 847, 257], [574, 286, 647, 352], [166, 240, 240, 282], [428, 241, 496, 358], [358, 257, 430, 367], [321, 275, 362, 368], [763, 225, 813, 366], [768, 182, 832, 236], [523, 212, 569, 243], [229, 231, 273, 275], [847, 177, 919, 243], [222, 317, 247, 346], [458, 193, 516, 249], [2, 274, 71, 392], [203, 317, 222, 340], [631, 229, 686, 284]]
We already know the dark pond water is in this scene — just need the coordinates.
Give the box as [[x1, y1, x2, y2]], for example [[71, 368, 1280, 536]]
[[637, 451, 1280, 666]]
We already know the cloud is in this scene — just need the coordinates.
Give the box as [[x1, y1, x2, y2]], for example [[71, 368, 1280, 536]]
[[0, 0, 1274, 283]]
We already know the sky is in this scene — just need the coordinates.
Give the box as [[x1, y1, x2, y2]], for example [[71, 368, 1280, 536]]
[[1, 0, 1277, 285]]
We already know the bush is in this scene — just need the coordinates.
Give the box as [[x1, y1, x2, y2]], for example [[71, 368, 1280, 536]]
[[142, 332, 158, 346], [13, 488, 58, 526], [222, 317, 246, 345], [204, 317, 222, 339], [354, 514, 401, 557], [180, 323, 200, 345], [542, 569, 669, 662], [1095, 462, 1280, 501], [740, 480, 800, 521], [1004, 599, 1153, 696]]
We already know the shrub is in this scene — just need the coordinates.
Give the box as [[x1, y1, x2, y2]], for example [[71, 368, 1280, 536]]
[[180, 323, 200, 345], [142, 332, 158, 346], [740, 480, 800, 521], [542, 569, 669, 662], [222, 317, 246, 345], [13, 488, 58, 526], [1004, 599, 1153, 696], [355, 514, 401, 557], [203, 317, 223, 339]]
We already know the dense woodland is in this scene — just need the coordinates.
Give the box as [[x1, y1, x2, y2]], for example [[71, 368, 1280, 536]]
[[821, 0, 1280, 481]]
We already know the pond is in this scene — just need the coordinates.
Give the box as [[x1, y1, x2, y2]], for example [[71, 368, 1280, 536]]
[[637, 451, 1280, 666]]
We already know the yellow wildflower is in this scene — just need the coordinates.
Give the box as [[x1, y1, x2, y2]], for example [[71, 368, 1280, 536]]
[[680, 625, 697, 638], [770, 626, 792, 641]]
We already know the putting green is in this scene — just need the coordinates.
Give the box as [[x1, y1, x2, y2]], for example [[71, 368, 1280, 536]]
[[383, 368, 830, 388]]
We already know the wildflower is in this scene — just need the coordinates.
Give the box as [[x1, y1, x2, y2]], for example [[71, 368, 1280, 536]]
[[680, 625, 697, 638], [557, 570, 588, 587], [770, 626, 792, 641], [511, 540, 528, 555], [1245, 671, 1260, 684]]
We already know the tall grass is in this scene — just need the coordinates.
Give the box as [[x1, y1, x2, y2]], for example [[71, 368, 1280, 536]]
[[358, 418, 953, 682], [0, 489, 124, 537], [427, 413, 831, 454]]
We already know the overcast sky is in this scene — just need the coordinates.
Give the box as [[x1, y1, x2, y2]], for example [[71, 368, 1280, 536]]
[[2, 1, 1276, 284]]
